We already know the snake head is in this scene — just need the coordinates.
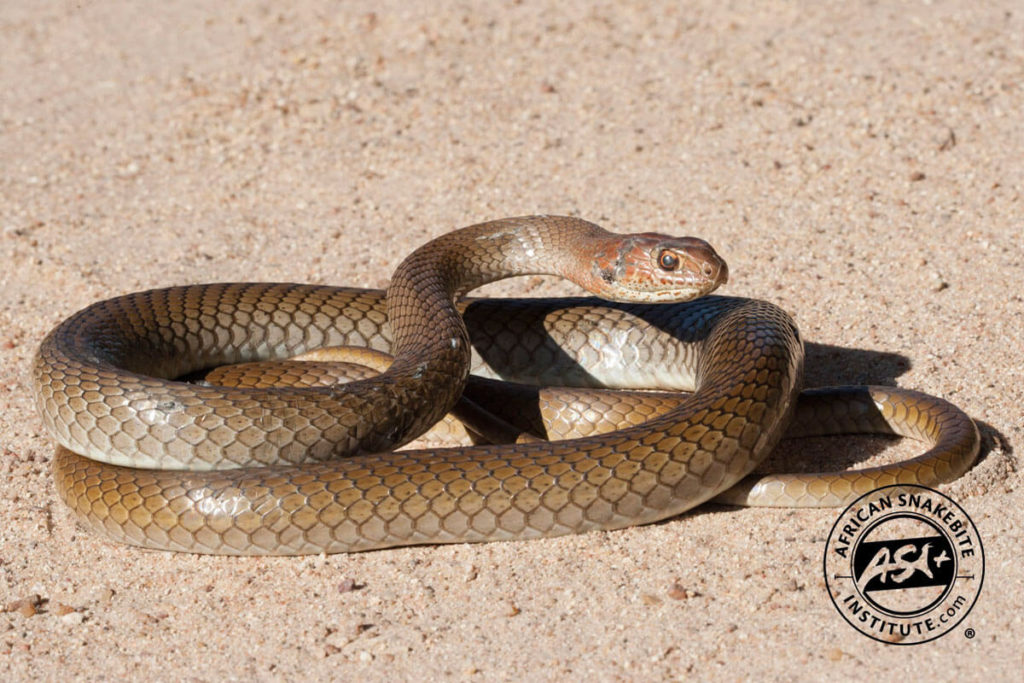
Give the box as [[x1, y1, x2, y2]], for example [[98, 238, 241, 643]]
[[588, 232, 728, 303]]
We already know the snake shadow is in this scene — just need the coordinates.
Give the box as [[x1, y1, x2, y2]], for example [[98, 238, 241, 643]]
[[796, 341, 1004, 480], [464, 297, 1001, 490], [799, 343, 1004, 477]]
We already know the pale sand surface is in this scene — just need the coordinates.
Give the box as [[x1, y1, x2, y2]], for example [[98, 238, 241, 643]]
[[1, 1, 1021, 679]]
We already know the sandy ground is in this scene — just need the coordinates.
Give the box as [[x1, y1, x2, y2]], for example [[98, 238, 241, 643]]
[[2, 1, 1021, 679]]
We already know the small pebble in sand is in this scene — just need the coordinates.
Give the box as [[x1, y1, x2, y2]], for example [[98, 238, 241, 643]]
[[60, 611, 86, 626], [4, 595, 43, 617], [51, 602, 78, 616], [667, 583, 700, 601], [91, 586, 115, 605]]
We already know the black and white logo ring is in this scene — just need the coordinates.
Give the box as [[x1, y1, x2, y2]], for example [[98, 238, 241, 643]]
[[823, 485, 984, 645]]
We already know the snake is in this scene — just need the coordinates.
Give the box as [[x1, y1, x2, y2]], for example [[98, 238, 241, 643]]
[[32, 216, 979, 555]]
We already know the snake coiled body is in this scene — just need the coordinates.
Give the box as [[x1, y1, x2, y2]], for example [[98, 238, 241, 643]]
[[32, 216, 979, 554]]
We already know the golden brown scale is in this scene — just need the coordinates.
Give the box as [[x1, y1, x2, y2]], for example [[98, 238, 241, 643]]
[[34, 216, 978, 555]]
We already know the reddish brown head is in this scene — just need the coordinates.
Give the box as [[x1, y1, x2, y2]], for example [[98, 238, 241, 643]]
[[583, 232, 728, 303]]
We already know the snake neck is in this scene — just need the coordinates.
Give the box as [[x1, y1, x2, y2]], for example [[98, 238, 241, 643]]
[[386, 216, 613, 346], [381, 216, 612, 437]]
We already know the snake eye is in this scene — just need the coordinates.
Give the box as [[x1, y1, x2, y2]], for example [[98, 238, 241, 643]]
[[658, 250, 680, 271]]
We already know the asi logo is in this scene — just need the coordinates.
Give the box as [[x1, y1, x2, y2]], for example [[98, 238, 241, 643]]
[[823, 485, 984, 645]]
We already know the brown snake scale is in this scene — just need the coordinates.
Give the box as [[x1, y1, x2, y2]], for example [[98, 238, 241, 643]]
[[32, 216, 979, 554]]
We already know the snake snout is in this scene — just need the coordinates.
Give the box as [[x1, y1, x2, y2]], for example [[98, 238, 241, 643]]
[[672, 236, 728, 291]]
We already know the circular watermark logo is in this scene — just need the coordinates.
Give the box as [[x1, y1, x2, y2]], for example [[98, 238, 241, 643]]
[[823, 485, 984, 645]]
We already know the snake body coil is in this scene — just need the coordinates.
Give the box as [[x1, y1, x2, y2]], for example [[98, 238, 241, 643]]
[[32, 217, 978, 554]]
